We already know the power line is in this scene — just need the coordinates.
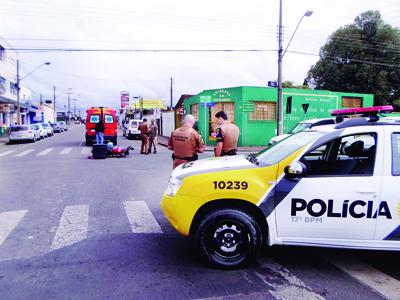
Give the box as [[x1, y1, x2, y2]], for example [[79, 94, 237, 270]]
[[287, 50, 400, 68]]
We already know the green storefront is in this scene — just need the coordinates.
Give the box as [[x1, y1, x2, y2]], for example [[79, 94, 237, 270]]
[[183, 86, 373, 147]]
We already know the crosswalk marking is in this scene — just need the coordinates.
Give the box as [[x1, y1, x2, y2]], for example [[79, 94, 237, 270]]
[[0, 210, 28, 245], [50, 205, 89, 250], [14, 149, 34, 157], [81, 147, 91, 154], [123, 201, 163, 233], [59, 147, 73, 155], [326, 255, 400, 300], [0, 150, 16, 157], [36, 148, 54, 156]]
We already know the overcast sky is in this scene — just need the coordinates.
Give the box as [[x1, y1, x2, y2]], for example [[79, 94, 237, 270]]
[[1, 0, 399, 110]]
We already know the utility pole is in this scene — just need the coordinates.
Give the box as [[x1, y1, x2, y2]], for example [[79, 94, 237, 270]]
[[53, 86, 56, 122], [170, 77, 173, 111], [16, 59, 20, 125], [277, 0, 284, 135], [66, 90, 72, 124]]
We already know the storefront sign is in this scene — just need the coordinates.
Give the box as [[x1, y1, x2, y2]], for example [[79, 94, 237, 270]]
[[120, 91, 129, 108], [212, 89, 231, 102], [0, 103, 14, 113], [200, 95, 212, 103]]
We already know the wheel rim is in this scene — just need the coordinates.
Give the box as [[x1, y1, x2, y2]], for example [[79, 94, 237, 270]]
[[204, 219, 252, 263]]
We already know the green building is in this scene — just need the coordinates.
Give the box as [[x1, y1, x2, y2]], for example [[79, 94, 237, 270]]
[[182, 86, 374, 147]]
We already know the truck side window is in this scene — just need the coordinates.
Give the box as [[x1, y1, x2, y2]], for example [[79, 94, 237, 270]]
[[392, 133, 400, 176], [301, 133, 377, 176]]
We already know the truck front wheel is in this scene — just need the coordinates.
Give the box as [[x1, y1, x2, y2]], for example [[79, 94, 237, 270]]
[[195, 209, 262, 269]]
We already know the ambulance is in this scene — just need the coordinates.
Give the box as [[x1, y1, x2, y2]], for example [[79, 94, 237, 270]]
[[85, 107, 117, 145], [161, 106, 400, 268]]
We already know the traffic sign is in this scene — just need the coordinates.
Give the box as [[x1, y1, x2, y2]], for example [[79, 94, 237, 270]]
[[268, 81, 278, 87], [154, 108, 161, 119], [203, 102, 215, 107]]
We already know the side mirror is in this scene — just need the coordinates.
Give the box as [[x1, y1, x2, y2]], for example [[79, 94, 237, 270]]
[[284, 161, 307, 179]]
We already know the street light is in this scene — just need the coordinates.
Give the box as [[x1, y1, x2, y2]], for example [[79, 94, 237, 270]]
[[16, 61, 51, 124], [277, 2, 313, 135]]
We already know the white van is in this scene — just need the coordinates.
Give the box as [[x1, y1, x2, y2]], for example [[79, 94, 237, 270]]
[[124, 119, 142, 140]]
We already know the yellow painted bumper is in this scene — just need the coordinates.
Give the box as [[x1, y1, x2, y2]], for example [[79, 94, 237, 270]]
[[161, 194, 200, 236]]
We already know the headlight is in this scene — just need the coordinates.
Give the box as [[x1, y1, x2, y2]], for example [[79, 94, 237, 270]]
[[164, 177, 183, 197]]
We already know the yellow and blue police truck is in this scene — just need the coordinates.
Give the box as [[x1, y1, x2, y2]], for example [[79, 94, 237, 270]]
[[161, 106, 400, 268]]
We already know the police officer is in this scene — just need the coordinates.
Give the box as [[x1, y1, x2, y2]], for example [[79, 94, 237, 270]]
[[168, 114, 205, 169], [139, 118, 149, 154], [214, 111, 239, 157]]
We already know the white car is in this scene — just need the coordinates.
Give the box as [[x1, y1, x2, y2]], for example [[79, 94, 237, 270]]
[[36, 123, 48, 139], [41, 123, 54, 136], [124, 119, 142, 140], [9, 125, 41, 143], [161, 106, 400, 268], [269, 118, 337, 145]]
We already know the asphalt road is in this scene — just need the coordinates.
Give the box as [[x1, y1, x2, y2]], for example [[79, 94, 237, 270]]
[[0, 125, 398, 300]]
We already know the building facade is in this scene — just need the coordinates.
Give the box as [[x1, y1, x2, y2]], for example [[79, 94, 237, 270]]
[[182, 86, 374, 147], [0, 37, 18, 134]]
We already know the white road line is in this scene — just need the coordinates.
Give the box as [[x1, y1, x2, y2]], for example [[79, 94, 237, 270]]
[[0, 210, 28, 245], [123, 201, 163, 233], [327, 256, 400, 300], [0, 150, 16, 157], [36, 147, 54, 156], [13, 149, 34, 157], [81, 147, 91, 154], [59, 147, 72, 155], [255, 260, 325, 300], [50, 204, 89, 250]]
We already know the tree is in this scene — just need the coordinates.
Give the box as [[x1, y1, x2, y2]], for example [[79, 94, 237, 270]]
[[282, 80, 309, 89], [305, 11, 400, 107]]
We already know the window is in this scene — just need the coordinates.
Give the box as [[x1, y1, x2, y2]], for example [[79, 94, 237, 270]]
[[209, 102, 235, 136], [104, 115, 114, 123], [10, 82, 17, 95], [0, 45, 4, 61], [191, 104, 198, 121], [249, 101, 276, 120], [256, 131, 326, 166], [392, 133, 400, 176], [89, 115, 100, 123], [301, 133, 377, 176], [342, 97, 362, 108]]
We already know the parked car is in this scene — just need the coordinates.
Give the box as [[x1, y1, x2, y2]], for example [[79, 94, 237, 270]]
[[8, 125, 40, 143], [41, 123, 54, 136], [268, 118, 337, 145], [58, 121, 68, 131], [123, 119, 142, 140], [50, 122, 62, 133], [36, 123, 48, 139]]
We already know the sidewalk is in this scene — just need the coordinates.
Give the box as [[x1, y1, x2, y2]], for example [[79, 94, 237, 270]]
[[157, 135, 265, 153], [0, 135, 9, 146]]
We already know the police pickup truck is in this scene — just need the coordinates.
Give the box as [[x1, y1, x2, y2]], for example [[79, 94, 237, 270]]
[[161, 106, 400, 268]]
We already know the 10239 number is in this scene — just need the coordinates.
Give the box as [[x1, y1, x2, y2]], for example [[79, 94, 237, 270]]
[[213, 181, 248, 190]]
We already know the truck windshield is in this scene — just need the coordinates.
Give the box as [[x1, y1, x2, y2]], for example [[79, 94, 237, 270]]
[[256, 131, 326, 166]]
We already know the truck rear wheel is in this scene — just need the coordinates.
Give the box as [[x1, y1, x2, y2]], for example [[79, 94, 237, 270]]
[[195, 208, 262, 269]]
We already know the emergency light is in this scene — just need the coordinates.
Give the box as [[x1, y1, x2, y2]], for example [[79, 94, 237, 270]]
[[332, 105, 393, 117]]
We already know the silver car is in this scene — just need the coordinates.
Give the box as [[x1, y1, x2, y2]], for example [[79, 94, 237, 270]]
[[36, 123, 48, 139], [41, 123, 54, 136], [9, 125, 41, 143], [57, 121, 67, 131]]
